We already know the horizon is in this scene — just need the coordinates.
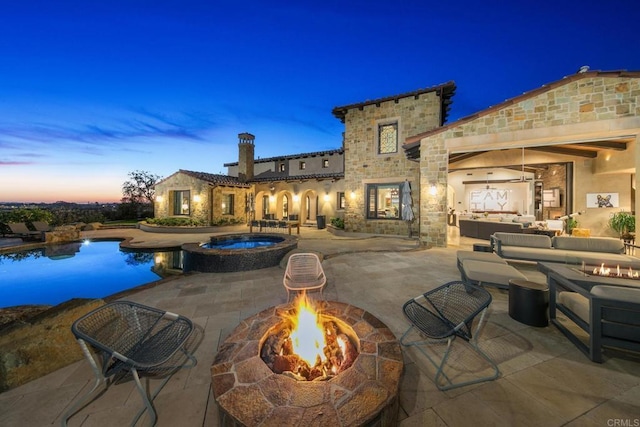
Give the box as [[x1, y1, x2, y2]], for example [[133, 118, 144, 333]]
[[2, 1, 639, 203]]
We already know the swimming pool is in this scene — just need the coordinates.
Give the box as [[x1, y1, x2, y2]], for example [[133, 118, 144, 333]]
[[0, 241, 180, 308]]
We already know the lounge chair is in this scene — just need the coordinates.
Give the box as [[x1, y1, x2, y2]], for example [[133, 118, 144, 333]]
[[7, 222, 42, 240], [400, 281, 499, 390], [61, 301, 198, 426], [32, 221, 52, 232]]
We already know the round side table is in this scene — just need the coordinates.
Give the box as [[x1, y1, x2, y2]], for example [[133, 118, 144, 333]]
[[508, 279, 549, 327]]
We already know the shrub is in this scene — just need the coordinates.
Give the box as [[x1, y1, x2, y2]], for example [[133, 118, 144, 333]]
[[330, 217, 345, 229], [145, 217, 207, 227]]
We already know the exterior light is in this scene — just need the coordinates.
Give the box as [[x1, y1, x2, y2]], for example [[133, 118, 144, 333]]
[[269, 195, 275, 202], [429, 184, 437, 196], [293, 194, 299, 202], [155, 195, 164, 202], [324, 193, 330, 202], [221, 202, 226, 209], [350, 191, 356, 199], [193, 195, 202, 202]]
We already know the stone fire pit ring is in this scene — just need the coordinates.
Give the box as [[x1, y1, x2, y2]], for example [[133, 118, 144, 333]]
[[211, 301, 403, 426]]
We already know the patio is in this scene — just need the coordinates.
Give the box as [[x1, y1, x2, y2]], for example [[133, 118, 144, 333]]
[[1, 226, 639, 426]]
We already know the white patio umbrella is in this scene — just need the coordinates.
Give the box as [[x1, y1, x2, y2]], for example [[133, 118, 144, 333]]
[[401, 180, 414, 237]]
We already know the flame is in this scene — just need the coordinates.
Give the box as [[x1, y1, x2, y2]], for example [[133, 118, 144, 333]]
[[591, 263, 640, 279], [288, 295, 326, 367]]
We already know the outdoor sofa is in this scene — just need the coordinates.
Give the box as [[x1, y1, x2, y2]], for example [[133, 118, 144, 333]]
[[490, 232, 640, 269], [459, 217, 536, 240]]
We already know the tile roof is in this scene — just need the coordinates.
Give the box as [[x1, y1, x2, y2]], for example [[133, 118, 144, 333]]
[[223, 148, 343, 167], [250, 171, 344, 183], [331, 81, 456, 125], [156, 169, 251, 187]]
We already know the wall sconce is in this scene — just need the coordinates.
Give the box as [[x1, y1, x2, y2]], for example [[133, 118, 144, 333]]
[[429, 184, 437, 196], [193, 195, 201, 202], [323, 193, 330, 202], [155, 195, 164, 202], [350, 191, 356, 199], [269, 195, 275, 202], [221, 202, 226, 210], [293, 194, 299, 202]]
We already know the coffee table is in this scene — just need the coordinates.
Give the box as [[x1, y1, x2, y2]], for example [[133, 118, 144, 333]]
[[537, 262, 640, 361]]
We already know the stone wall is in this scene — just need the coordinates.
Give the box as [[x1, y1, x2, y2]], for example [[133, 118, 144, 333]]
[[154, 172, 251, 225], [343, 91, 442, 235], [0, 299, 104, 392], [420, 74, 640, 246]]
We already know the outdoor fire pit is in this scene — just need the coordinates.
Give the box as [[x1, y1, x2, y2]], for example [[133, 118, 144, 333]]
[[211, 299, 403, 426]]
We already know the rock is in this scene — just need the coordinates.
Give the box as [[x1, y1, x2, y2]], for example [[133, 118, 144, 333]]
[[0, 299, 105, 392]]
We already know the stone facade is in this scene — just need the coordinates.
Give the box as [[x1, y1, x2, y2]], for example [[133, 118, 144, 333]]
[[413, 72, 640, 246], [154, 171, 251, 225], [336, 86, 452, 235]]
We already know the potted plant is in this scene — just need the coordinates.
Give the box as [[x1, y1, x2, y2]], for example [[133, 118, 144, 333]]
[[566, 217, 578, 235], [609, 212, 636, 240]]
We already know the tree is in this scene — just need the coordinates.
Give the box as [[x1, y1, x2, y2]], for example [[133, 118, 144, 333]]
[[121, 170, 161, 205]]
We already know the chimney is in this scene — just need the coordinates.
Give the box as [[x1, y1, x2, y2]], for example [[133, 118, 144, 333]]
[[237, 132, 255, 182]]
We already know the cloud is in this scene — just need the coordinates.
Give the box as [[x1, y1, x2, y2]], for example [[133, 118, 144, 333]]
[[0, 109, 220, 151]]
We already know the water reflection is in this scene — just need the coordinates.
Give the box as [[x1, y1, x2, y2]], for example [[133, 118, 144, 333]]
[[0, 241, 182, 308]]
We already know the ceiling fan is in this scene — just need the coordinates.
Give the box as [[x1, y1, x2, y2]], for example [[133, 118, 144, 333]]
[[508, 147, 534, 182]]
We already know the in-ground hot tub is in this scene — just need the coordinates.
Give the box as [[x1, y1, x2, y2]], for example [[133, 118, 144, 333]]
[[182, 233, 298, 273]]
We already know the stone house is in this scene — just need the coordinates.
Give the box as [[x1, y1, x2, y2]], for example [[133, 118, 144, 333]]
[[332, 82, 456, 236], [405, 69, 640, 247], [153, 133, 346, 226], [153, 69, 639, 245]]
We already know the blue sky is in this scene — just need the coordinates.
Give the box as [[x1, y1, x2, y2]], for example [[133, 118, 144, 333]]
[[1, 0, 639, 203]]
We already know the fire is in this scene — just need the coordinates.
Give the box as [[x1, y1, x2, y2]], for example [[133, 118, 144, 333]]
[[592, 263, 640, 279], [260, 294, 358, 381], [288, 295, 327, 367]]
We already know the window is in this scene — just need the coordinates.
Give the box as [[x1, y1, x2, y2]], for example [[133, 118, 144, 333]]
[[299, 161, 306, 170], [222, 194, 234, 215], [366, 183, 402, 219], [279, 163, 285, 172], [262, 195, 270, 217], [173, 190, 190, 215], [322, 159, 329, 168], [282, 195, 289, 218], [337, 192, 346, 209], [378, 122, 398, 154]]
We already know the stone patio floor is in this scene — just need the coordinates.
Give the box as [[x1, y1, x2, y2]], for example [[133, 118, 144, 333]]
[[1, 225, 639, 426]]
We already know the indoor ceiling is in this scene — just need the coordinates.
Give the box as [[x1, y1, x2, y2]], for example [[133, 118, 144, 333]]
[[449, 138, 632, 173]]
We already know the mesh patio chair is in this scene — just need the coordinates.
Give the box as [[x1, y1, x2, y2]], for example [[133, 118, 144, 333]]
[[283, 253, 326, 302], [61, 301, 197, 427], [400, 281, 499, 390]]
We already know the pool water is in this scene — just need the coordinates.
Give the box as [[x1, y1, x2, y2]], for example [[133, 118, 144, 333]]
[[202, 240, 277, 249], [0, 241, 176, 308]]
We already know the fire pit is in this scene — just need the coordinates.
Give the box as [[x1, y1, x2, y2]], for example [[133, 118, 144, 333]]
[[211, 299, 402, 426], [584, 263, 640, 280]]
